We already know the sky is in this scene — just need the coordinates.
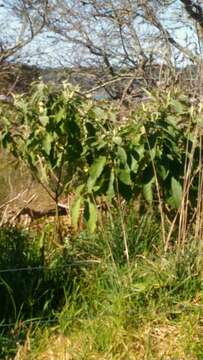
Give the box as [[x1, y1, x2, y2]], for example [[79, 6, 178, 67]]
[[0, 0, 201, 68]]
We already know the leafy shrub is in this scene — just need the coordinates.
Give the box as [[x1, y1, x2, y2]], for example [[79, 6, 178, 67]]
[[1, 84, 202, 232]]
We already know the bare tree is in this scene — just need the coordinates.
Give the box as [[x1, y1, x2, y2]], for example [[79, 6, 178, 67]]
[[40, 0, 203, 100], [2, 0, 203, 99], [0, 0, 50, 64], [0, 0, 50, 94]]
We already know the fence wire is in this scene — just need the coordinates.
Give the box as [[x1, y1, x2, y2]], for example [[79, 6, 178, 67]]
[[0, 259, 100, 274], [0, 313, 108, 329], [0, 259, 101, 329], [0, 318, 57, 329]]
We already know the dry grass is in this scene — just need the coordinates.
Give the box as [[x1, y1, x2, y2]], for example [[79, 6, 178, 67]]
[[15, 312, 202, 360]]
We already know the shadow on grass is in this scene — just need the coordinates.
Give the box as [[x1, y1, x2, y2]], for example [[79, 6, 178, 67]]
[[0, 225, 80, 358]]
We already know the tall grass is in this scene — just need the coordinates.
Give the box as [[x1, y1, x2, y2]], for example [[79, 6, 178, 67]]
[[0, 205, 202, 359]]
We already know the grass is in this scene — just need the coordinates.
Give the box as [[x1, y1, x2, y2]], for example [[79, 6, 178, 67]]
[[16, 258, 203, 359], [0, 207, 202, 359]]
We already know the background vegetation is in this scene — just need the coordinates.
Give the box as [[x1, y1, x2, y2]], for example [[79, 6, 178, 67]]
[[0, 83, 202, 359]]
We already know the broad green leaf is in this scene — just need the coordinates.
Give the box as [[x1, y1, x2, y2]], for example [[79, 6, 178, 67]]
[[75, 184, 85, 195], [106, 168, 115, 198], [92, 185, 101, 192], [38, 161, 49, 184], [131, 132, 142, 146], [149, 146, 156, 160], [143, 178, 154, 205], [39, 115, 49, 126], [43, 133, 53, 155], [178, 94, 188, 103], [118, 167, 132, 185], [167, 196, 177, 209], [87, 199, 97, 233], [158, 165, 169, 180], [1, 130, 10, 148], [135, 145, 145, 160], [87, 156, 106, 192], [95, 139, 107, 150], [131, 155, 138, 173], [198, 116, 203, 128], [112, 136, 122, 145], [167, 115, 177, 126], [117, 146, 127, 164], [55, 152, 63, 167], [15, 98, 28, 113], [171, 177, 182, 208], [55, 108, 65, 123], [171, 99, 184, 114], [93, 107, 107, 120], [71, 196, 83, 229]]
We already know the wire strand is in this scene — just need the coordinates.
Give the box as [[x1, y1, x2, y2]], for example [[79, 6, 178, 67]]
[[0, 259, 100, 274]]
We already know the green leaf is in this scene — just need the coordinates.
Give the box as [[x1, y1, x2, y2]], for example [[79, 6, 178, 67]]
[[87, 156, 106, 192], [75, 184, 85, 195], [1, 129, 10, 148], [158, 165, 169, 180], [43, 133, 53, 155], [171, 99, 184, 114], [112, 136, 122, 145], [38, 161, 49, 184], [39, 115, 49, 126], [15, 98, 28, 113], [55, 108, 65, 123], [131, 155, 138, 173], [135, 144, 145, 160], [171, 177, 182, 208], [107, 168, 115, 198], [118, 167, 132, 185], [117, 146, 127, 164], [143, 178, 154, 205], [86, 199, 97, 233], [167, 115, 177, 126], [178, 94, 188, 103], [149, 146, 157, 160], [71, 196, 83, 229], [198, 116, 203, 128], [93, 107, 107, 119]]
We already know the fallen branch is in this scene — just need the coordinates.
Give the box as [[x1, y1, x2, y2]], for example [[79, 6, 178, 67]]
[[17, 203, 68, 220]]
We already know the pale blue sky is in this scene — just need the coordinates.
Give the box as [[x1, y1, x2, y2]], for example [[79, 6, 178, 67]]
[[0, 0, 200, 68]]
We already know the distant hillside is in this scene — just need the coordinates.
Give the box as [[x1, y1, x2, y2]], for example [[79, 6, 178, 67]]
[[0, 62, 199, 99], [0, 63, 40, 94], [0, 63, 102, 93]]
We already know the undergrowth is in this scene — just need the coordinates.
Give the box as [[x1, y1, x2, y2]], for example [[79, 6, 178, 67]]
[[0, 208, 202, 359]]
